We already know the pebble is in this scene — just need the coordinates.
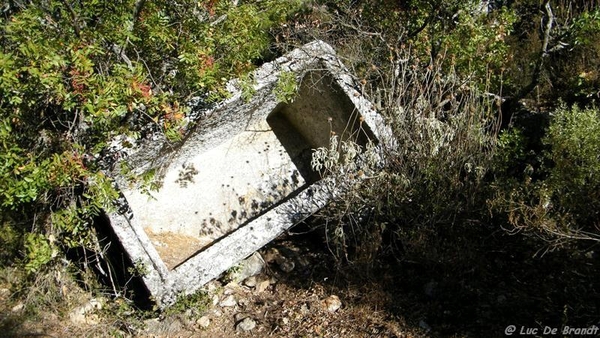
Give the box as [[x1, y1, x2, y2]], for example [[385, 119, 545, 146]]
[[256, 280, 271, 293], [300, 303, 310, 315], [234, 313, 248, 322], [236, 317, 257, 332], [197, 316, 210, 328], [219, 295, 237, 307], [11, 303, 24, 312], [144, 317, 183, 335], [324, 295, 342, 312]]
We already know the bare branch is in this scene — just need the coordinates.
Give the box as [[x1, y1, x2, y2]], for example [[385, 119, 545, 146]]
[[541, 0, 554, 57], [60, 0, 81, 38]]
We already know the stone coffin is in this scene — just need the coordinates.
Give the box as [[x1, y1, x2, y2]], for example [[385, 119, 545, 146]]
[[106, 40, 387, 307]]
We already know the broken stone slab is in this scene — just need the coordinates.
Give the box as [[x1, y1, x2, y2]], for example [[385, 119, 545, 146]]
[[103, 40, 390, 308]]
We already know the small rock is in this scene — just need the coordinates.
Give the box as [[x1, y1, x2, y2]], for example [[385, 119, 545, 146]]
[[324, 295, 342, 312], [197, 316, 210, 328], [278, 259, 295, 273], [11, 303, 24, 312], [212, 295, 219, 306], [144, 317, 183, 335], [280, 317, 290, 325], [0, 288, 10, 299], [256, 280, 271, 293], [68, 298, 104, 325], [236, 317, 256, 332], [300, 303, 310, 315], [244, 276, 257, 288], [223, 283, 239, 294], [219, 295, 237, 307], [229, 252, 265, 283]]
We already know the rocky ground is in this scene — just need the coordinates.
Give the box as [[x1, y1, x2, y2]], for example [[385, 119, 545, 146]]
[[1, 221, 599, 337], [0, 231, 423, 338]]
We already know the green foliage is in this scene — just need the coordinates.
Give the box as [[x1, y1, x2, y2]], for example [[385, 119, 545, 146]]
[[274, 71, 299, 103], [238, 73, 257, 103], [127, 259, 149, 278], [543, 104, 600, 223], [165, 290, 210, 316], [490, 104, 600, 243], [572, 9, 600, 46], [0, 0, 303, 273], [0, 220, 22, 265], [439, 6, 516, 89], [502, 1, 600, 104], [24, 233, 55, 273], [494, 128, 527, 174]]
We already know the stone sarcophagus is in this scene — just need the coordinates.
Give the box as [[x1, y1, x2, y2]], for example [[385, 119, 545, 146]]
[[106, 41, 388, 307]]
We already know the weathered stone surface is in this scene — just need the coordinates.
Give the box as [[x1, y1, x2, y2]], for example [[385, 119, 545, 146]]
[[229, 252, 265, 283], [104, 40, 390, 308], [236, 317, 257, 332]]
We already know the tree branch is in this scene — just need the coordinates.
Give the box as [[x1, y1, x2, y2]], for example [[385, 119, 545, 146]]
[[501, 0, 555, 119], [60, 0, 81, 38], [541, 0, 554, 57]]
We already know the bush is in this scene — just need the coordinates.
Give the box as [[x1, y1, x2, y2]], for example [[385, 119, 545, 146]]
[[545, 104, 600, 222], [490, 103, 600, 244], [310, 27, 500, 263]]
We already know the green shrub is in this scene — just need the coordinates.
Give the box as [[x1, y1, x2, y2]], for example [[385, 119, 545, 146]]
[[489, 104, 600, 244], [310, 32, 498, 263], [544, 104, 600, 225], [0, 0, 303, 273], [274, 71, 299, 104]]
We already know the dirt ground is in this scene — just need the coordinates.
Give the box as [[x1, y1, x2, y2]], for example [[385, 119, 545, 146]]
[[1, 221, 599, 337]]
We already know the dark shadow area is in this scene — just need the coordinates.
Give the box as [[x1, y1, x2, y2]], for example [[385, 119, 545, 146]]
[[0, 313, 29, 338], [267, 70, 377, 182], [73, 213, 154, 310], [263, 219, 600, 337]]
